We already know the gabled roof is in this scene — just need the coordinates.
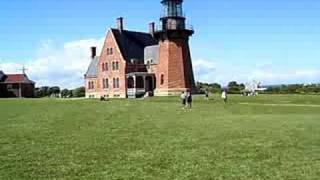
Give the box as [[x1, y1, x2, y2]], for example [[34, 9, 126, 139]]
[[85, 56, 99, 78], [2, 74, 35, 84], [111, 29, 158, 61]]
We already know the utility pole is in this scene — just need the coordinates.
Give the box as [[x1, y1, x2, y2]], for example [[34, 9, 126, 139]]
[[19, 66, 28, 75]]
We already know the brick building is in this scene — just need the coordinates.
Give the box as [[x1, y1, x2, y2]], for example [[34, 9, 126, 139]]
[[0, 70, 35, 98], [85, 0, 195, 98]]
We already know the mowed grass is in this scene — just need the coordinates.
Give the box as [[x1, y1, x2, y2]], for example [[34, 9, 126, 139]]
[[0, 95, 320, 179]]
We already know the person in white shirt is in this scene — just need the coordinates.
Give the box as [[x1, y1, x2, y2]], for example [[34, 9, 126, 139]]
[[180, 91, 186, 108], [221, 90, 227, 104], [186, 90, 192, 109]]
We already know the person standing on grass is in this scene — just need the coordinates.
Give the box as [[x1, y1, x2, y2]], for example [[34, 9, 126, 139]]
[[180, 91, 186, 108], [186, 90, 193, 109], [205, 89, 209, 100], [221, 90, 228, 104]]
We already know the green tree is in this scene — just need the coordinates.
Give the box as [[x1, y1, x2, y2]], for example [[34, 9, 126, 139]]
[[73, 87, 85, 97], [228, 81, 241, 94], [61, 89, 69, 98]]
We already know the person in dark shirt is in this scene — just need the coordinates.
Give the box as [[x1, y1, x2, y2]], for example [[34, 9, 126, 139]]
[[186, 90, 192, 109]]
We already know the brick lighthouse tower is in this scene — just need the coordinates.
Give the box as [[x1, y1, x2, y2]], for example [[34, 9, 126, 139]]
[[154, 0, 196, 96]]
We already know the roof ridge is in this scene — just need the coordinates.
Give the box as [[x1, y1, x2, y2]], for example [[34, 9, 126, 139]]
[[110, 28, 150, 35]]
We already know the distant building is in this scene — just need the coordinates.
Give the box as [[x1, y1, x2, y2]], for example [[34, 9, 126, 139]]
[[84, 0, 196, 98], [243, 81, 267, 96], [0, 70, 35, 98]]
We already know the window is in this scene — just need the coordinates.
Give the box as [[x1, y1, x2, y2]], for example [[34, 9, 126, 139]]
[[116, 78, 120, 88], [107, 48, 113, 55], [105, 78, 109, 89], [105, 63, 108, 71], [147, 61, 151, 69], [112, 62, 116, 70], [115, 62, 119, 70], [102, 63, 105, 71], [112, 61, 119, 70], [88, 81, 95, 90], [161, 74, 164, 85], [113, 78, 120, 88], [103, 78, 109, 89]]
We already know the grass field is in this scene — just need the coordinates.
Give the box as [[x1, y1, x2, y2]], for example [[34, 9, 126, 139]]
[[1, 95, 320, 179]]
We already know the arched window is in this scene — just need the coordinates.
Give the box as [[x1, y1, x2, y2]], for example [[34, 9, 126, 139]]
[[113, 78, 116, 88], [105, 63, 108, 71], [102, 63, 105, 71], [110, 48, 113, 55], [160, 74, 164, 85]]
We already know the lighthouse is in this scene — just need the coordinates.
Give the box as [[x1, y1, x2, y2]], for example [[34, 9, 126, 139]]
[[154, 0, 196, 95]]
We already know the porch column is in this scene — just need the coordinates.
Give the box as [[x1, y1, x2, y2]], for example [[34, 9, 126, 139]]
[[133, 76, 136, 88], [143, 75, 146, 90], [19, 83, 22, 98]]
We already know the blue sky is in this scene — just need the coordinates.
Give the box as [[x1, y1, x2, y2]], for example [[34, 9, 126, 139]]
[[0, 0, 320, 88]]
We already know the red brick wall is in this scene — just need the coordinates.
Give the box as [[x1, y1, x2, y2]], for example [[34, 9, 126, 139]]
[[85, 77, 98, 98], [96, 30, 127, 98], [154, 38, 195, 95]]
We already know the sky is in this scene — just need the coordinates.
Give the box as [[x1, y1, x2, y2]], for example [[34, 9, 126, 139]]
[[0, 0, 320, 88]]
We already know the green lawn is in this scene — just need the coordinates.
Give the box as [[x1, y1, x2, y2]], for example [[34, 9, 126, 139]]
[[0, 95, 320, 179]]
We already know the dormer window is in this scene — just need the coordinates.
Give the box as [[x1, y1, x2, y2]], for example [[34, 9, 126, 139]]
[[147, 61, 151, 69]]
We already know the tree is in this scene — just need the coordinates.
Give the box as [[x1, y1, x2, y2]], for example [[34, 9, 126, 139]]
[[61, 89, 69, 98], [67, 90, 73, 98], [40, 86, 50, 96], [49, 86, 60, 95], [228, 81, 241, 94], [196, 82, 222, 94], [209, 83, 222, 93], [73, 87, 85, 97]]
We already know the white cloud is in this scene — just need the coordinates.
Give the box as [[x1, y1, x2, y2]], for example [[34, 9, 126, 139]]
[[193, 59, 217, 83], [0, 37, 104, 89], [1, 40, 319, 89], [192, 58, 320, 86]]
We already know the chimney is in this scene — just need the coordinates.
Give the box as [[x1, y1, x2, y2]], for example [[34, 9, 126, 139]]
[[91, 46, 96, 59], [117, 17, 124, 32], [149, 22, 155, 35]]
